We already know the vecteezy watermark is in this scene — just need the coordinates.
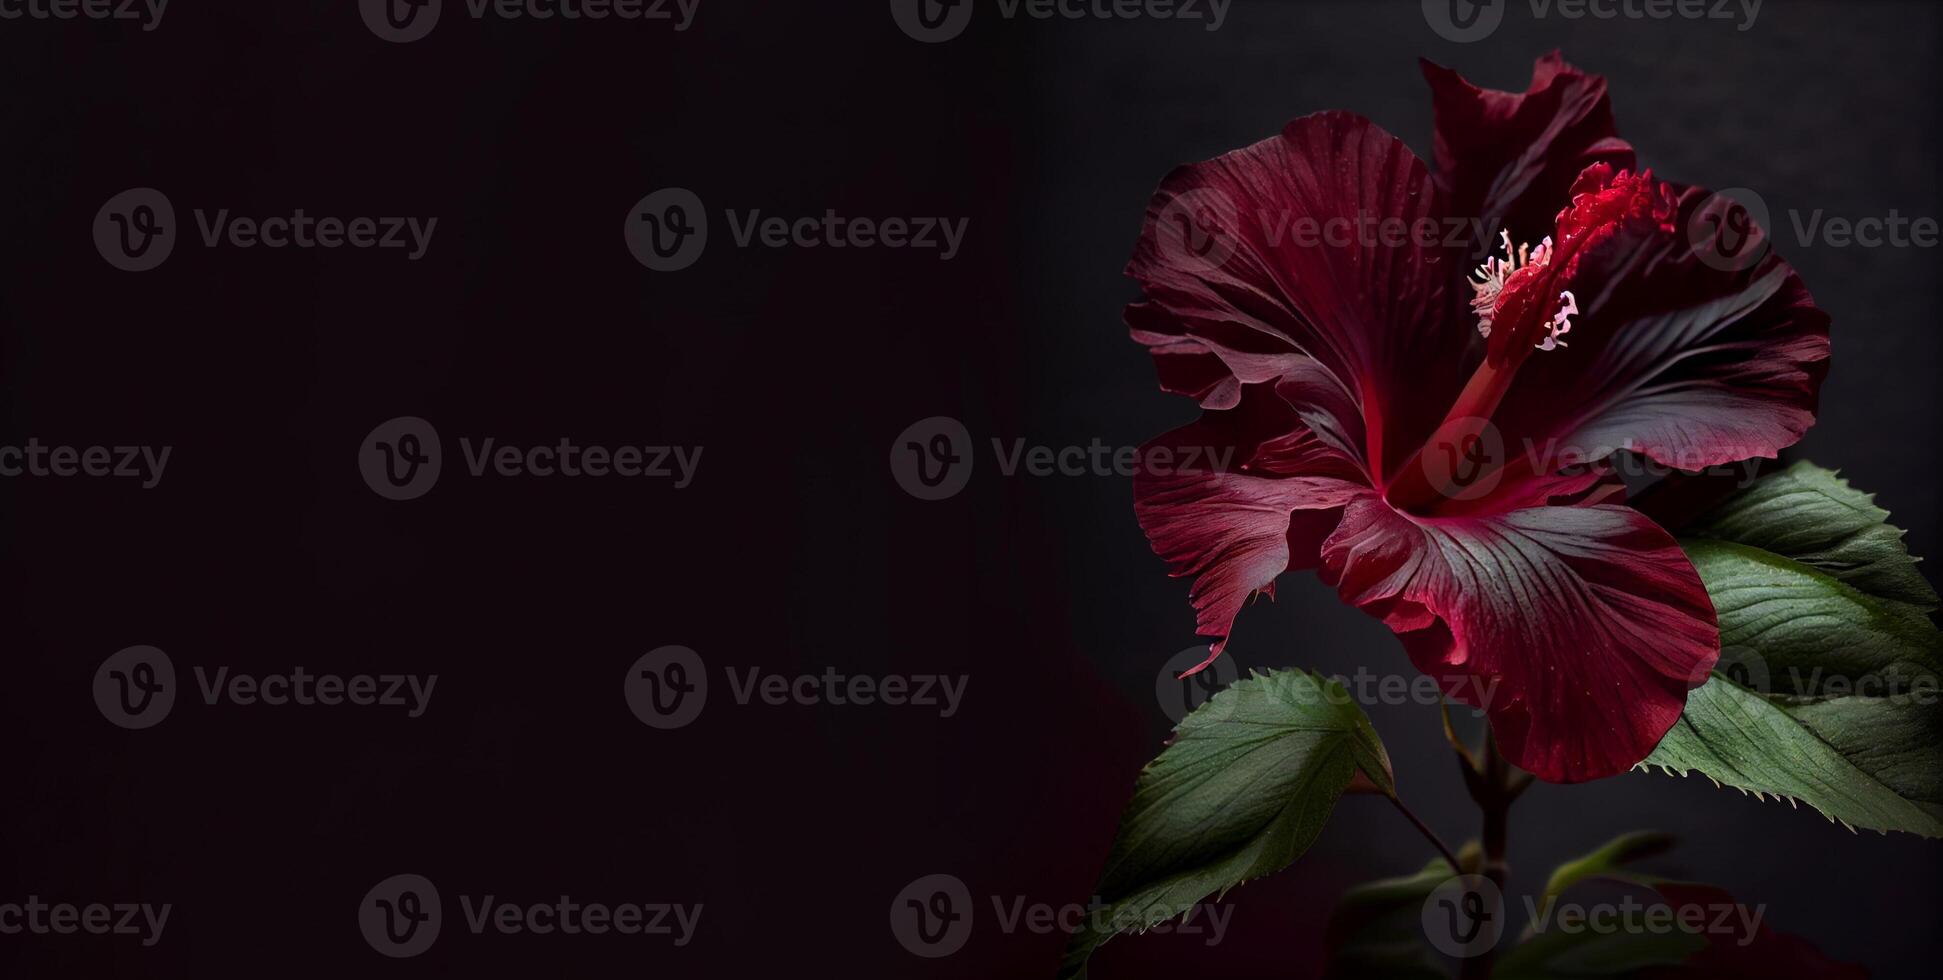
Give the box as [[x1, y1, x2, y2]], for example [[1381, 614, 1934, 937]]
[[93, 646, 436, 730], [888, 874, 1231, 959], [624, 646, 969, 729], [359, 0, 699, 43], [623, 188, 707, 271], [358, 416, 702, 501], [1418, 416, 1509, 502], [1155, 646, 1239, 724], [891, 874, 974, 958], [1522, 893, 1766, 946], [1421, 877, 1769, 958], [624, 188, 968, 271], [1421, 874, 1505, 958], [94, 188, 436, 271], [361, 875, 442, 958], [1423, 0, 1760, 43], [94, 646, 178, 730], [1690, 646, 1940, 705], [1154, 190, 1501, 274], [1155, 648, 1505, 722], [888, 417, 973, 501], [0, 439, 170, 489], [359, 874, 701, 958], [987, 437, 1235, 479], [1331, 668, 1500, 710], [1687, 187, 1941, 272], [888, 416, 1238, 501], [0, 897, 171, 947], [1414, 416, 1772, 504], [889, 0, 1230, 44], [0, 0, 166, 30], [623, 646, 708, 729]]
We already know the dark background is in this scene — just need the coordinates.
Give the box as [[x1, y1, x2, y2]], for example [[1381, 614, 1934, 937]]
[[2, 0, 1938, 976]]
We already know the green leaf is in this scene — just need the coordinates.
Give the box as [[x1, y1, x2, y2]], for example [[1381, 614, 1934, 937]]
[[1643, 462, 1943, 837], [1060, 669, 1395, 979], [1323, 849, 1477, 980], [1493, 927, 1707, 978], [1535, 831, 1675, 914], [1501, 834, 1705, 977], [1681, 462, 1938, 613], [1326, 851, 1468, 949]]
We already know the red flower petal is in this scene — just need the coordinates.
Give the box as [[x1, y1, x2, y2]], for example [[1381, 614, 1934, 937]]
[[1125, 111, 1461, 481], [1132, 386, 1365, 669], [1492, 182, 1830, 474], [1423, 51, 1637, 250], [1319, 498, 1719, 782]]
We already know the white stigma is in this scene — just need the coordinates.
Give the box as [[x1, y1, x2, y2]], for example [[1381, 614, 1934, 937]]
[[1470, 230, 1574, 352], [1538, 291, 1579, 351]]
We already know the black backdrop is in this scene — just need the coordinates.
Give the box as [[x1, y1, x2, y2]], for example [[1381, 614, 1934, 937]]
[[3, 0, 1939, 976]]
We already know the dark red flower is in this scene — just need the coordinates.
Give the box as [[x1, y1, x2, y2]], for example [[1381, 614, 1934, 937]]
[[1126, 53, 1829, 783]]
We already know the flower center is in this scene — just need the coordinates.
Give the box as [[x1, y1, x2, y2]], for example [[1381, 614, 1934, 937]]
[[1470, 231, 1579, 352], [1380, 165, 1675, 514]]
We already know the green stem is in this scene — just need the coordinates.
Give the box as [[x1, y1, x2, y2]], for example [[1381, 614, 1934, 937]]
[[1387, 793, 1463, 874], [1458, 731, 1525, 980]]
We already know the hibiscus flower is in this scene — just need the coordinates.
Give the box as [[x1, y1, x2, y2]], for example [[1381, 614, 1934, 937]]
[[1127, 53, 1829, 783]]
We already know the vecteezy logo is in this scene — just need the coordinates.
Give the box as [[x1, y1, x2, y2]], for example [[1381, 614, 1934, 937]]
[[360, 874, 443, 958], [1154, 188, 1237, 274], [624, 646, 709, 729], [890, 874, 973, 958], [1706, 644, 1770, 693], [1422, 0, 1504, 42], [624, 188, 709, 271], [1688, 187, 1772, 272], [94, 188, 177, 272], [361, 0, 442, 43], [93, 646, 177, 730], [889, 416, 974, 501], [1155, 645, 1241, 724], [1419, 416, 1504, 502], [890, 0, 973, 43], [1421, 874, 1504, 959], [359, 417, 443, 501]]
